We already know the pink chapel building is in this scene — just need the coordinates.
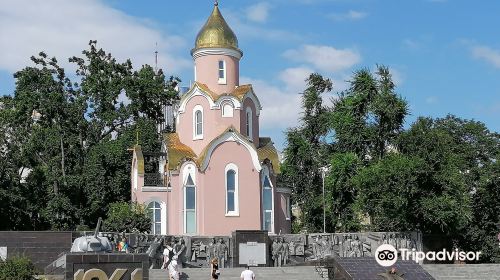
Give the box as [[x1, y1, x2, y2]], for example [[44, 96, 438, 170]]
[[130, 2, 291, 236]]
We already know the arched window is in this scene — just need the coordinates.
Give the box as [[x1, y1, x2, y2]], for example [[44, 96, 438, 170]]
[[148, 201, 161, 234], [225, 163, 239, 216], [218, 60, 226, 84], [183, 164, 196, 234], [262, 167, 273, 232], [193, 105, 203, 140], [222, 102, 233, 118], [246, 107, 253, 139]]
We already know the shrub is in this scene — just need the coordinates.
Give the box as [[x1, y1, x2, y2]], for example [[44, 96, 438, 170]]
[[102, 202, 151, 233], [0, 256, 37, 280]]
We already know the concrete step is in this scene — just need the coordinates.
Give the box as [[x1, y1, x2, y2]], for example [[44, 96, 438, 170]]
[[150, 266, 325, 280], [423, 264, 500, 280]]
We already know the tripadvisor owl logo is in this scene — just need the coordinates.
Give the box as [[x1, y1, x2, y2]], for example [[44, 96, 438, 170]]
[[374, 244, 482, 266], [375, 244, 398, 267]]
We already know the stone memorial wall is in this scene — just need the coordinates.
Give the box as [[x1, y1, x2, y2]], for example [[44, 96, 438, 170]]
[[89, 231, 422, 268]]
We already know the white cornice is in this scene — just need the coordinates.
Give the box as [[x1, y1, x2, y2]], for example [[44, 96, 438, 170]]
[[192, 48, 243, 60], [200, 130, 262, 172], [242, 89, 262, 116], [178, 85, 245, 115], [178, 86, 216, 114]]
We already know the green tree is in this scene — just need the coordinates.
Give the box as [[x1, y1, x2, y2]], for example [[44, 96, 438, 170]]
[[351, 154, 425, 231], [329, 66, 408, 160], [281, 73, 332, 232], [102, 202, 151, 233], [0, 41, 177, 230], [0, 256, 37, 280], [399, 115, 500, 260], [324, 152, 362, 232]]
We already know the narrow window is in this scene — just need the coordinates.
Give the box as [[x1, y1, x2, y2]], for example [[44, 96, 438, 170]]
[[263, 176, 273, 231], [148, 201, 162, 234], [262, 166, 273, 232], [225, 164, 239, 215], [196, 111, 202, 135], [218, 60, 226, 84], [246, 107, 253, 139], [193, 105, 203, 139], [185, 173, 196, 234], [227, 170, 236, 212]]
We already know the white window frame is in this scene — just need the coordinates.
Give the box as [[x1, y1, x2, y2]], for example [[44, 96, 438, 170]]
[[225, 163, 239, 216], [193, 105, 204, 140], [221, 102, 233, 118], [146, 199, 167, 235], [183, 164, 197, 234], [245, 107, 253, 139], [261, 166, 274, 233], [148, 201, 162, 235], [218, 60, 226, 84]]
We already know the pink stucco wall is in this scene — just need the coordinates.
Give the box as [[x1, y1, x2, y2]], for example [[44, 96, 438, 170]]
[[199, 141, 261, 235], [178, 95, 259, 156], [240, 98, 260, 146], [194, 54, 240, 95], [131, 144, 291, 236]]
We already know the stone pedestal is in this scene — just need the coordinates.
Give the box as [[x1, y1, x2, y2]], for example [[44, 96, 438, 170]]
[[45, 253, 149, 280], [232, 230, 270, 267]]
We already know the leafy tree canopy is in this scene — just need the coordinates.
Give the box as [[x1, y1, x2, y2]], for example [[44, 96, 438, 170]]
[[0, 40, 177, 231], [282, 66, 500, 262]]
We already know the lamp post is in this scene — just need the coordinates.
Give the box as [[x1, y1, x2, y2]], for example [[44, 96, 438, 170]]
[[320, 166, 330, 233]]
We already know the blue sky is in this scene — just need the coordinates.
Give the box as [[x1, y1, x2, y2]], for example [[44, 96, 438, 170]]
[[1, 0, 499, 151]]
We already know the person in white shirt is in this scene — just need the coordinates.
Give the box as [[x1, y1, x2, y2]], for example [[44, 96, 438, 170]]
[[240, 265, 255, 280], [161, 242, 174, 269], [168, 255, 180, 280]]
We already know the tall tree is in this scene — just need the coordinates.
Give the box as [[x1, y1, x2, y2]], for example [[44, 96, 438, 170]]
[[329, 66, 408, 160], [281, 73, 332, 232], [0, 41, 178, 230]]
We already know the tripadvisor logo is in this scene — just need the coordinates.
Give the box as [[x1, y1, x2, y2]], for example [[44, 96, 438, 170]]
[[374, 244, 481, 266], [375, 244, 398, 267]]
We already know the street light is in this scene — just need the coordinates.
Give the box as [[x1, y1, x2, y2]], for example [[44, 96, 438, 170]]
[[320, 166, 330, 233]]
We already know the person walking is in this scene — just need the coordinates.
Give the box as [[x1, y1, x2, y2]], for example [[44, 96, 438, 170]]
[[240, 265, 255, 280], [210, 257, 220, 280], [168, 255, 180, 280]]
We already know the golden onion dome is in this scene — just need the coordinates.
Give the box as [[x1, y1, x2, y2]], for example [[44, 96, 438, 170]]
[[193, 2, 240, 53]]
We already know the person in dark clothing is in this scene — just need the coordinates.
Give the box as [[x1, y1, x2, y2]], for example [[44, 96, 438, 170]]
[[210, 257, 220, 280]]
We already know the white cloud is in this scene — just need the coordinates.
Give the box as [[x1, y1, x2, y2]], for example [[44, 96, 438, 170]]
[[389, 67, 404, 86], [278, 67, 314, 92], [283, 45, 361, 73], [472, 46, 500, 69], [242, 76, 303, 131], [246, 2, 272, 23], [242, 66, 346, 131], [242, 66, 318, 130], [0, 0, 191, 75], [329, 10, 368, 21]]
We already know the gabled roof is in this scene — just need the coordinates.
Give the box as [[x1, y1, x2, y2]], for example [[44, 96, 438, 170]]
[[163, 133, 197, 171], [132, 145, 145, 175], [257, 137, 281, 174], [162, 128, 280, 174], [196, 126, 262, 172], [178, 82, 261, 115]]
